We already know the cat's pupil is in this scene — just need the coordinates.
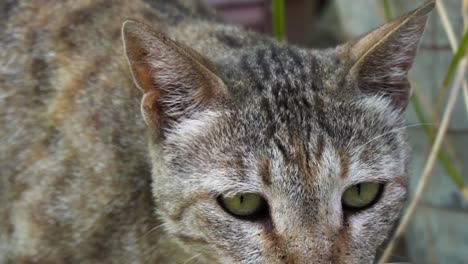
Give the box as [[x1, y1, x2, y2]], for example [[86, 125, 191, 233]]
[[240, 195, 244, 204], [357, 184, 361, 195]]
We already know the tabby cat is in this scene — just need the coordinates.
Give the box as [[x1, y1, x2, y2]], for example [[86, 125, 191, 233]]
[[0, 0, 434, 263]]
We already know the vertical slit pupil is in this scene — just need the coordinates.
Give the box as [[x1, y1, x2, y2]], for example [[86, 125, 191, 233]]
[[357, 184, 361, 195], [240, 195, 244, 204]]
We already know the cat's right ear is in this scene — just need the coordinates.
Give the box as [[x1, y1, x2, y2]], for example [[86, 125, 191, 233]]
[[344, 0, 434, 110], [122, 20, 227, 140]]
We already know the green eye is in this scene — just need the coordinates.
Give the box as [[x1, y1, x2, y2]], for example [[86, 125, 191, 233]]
[[218, 193, 268, 219], [342, 182, 382, 210]]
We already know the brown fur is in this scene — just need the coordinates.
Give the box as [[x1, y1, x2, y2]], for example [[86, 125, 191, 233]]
[[1, 0, 433, 263]]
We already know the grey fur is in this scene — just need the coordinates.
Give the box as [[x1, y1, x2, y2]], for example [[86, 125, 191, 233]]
[[0, 0, 434, 263]]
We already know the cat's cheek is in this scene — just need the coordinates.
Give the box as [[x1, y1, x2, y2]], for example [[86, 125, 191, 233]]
[[155, 196, 260, 263], [194, 208, 265, 262], [156, 200, 227, 262], [344, 178, 407, 261]]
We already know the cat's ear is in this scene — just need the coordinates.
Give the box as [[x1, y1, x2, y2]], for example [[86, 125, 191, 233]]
[[346, 0, 434, 109], [122, 20, 227, 139]]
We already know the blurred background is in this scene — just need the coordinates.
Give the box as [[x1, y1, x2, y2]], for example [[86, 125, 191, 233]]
[[202, 0, 468, 263]]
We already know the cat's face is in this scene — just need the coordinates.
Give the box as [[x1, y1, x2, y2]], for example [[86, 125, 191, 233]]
[[152, 90, 409, 264], [122, 2, 433, 263]]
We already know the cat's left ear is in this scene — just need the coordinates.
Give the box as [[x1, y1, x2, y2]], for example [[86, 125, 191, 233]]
[[122, 20, 227, 140], [346, 0, 434, 109]]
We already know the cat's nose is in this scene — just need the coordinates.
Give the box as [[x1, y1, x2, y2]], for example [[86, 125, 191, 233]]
[[260, 233, 335, 264]]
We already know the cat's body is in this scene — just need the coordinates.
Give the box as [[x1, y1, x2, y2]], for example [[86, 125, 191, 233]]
[[0, 0, 434, 263], [1, 1, 214, 263]]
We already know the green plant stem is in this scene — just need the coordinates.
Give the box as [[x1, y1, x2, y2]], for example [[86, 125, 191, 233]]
[[437, 30, 468, 104], [444, 30, 468, 87], [410, 95, 432, 137], [411, 95, 465, 188], [383, 0, 393, 21], [272, 0, 286, 41]]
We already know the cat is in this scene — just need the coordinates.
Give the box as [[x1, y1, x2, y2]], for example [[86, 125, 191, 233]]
[[0, 0, 434, 263]]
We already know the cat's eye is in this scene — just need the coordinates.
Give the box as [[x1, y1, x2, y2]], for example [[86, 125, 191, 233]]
[[217, 193, 268, 219], [342, 182, 382, 210]]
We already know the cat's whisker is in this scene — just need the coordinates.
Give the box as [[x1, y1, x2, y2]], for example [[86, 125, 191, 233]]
[[139, 223, 167, 243], [182, 253, 202, 264], [345, 127, 359, 151], [384, 251, 412, 262], [350, 123, 434, 156]]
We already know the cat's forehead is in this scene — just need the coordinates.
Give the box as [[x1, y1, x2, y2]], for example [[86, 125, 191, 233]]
[[237, 90, 401, 149], [237, 45, 343, 96], [211, 93, 405, 186], [229, 44, 402, 151]]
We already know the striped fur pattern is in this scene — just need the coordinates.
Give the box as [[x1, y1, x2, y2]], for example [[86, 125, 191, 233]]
[[0, 0, 433, 263]]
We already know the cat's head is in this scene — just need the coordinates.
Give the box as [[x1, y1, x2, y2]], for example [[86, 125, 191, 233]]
[[122, 1, 433, 263]]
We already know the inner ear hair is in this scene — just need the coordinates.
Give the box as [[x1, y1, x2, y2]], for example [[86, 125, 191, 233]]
[[121, 20, 227, 139]]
